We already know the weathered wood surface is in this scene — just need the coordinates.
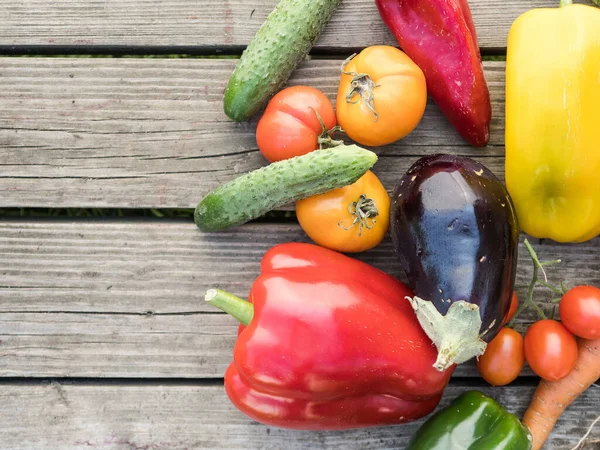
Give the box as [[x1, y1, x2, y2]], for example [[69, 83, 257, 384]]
[[0, 382, 598, 449], [1, 1, 598, 447], [0, 58, 507, 208], [2, 221, 598, 314], [1, 220, 598, 378], [0, 0, 590, 51]]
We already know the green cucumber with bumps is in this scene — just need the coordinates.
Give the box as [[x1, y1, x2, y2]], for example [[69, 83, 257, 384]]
[[224, 0, 342, 122], [195, 145, 377, 231]]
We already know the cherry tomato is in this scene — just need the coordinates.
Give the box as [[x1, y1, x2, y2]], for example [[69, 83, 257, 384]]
[[296, 170, 390, 253], [524, 320, 578, 381], [336, 45, 427, 147], [477, 327, 524, 386], [502, 292, 519, 326], [256, 86, 337, 162], [560, 285, 600, 339]]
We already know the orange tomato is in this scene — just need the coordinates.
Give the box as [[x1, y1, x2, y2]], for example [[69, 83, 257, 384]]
[[336, 46, 427, 147], [296, 170, 390, 253]]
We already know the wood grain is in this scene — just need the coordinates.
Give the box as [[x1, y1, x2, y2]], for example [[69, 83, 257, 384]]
[[0, 58, 507, 208], [1, 220, 597, 378], [0, 311, 545, 378], [0, 382, 597, 450], [0, 0, 590, 51]]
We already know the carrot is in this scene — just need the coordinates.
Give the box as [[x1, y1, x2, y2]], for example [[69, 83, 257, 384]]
[[523, 337, 600, 450]]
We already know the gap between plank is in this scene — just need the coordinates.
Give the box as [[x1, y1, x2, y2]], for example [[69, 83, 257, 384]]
[[0, 376, 540, 386], [0, 377, 225, 386], [0, 309, 224, 316], [0, 45, 508, 58]]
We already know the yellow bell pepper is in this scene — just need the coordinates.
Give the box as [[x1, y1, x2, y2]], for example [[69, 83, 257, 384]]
[[505, 0, 600, 243]]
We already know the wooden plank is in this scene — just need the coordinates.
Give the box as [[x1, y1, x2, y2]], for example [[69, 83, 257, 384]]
[[1, 220, 598, 378], [0, 311, 543, 378], [0, 312, 237, 378], [0, 382, 598, 449], [0, 58, 506, 208], [3, 221, 598, 314], [0, 0, 590, 51]]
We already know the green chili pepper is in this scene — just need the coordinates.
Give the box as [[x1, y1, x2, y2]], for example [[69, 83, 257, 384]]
[[407, 391, 532, 450]]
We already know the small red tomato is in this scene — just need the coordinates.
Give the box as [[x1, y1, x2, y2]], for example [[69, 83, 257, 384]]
[[502, 292, 519, 326], [477, 327, 524, 386], [560, 285, 600, 339], [256, 86, 337, 163], [524, 320, 578, 381]]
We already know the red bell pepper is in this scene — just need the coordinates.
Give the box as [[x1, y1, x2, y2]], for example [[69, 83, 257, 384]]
[[206, 243, 454, 430], [375, 0, 491, 147]]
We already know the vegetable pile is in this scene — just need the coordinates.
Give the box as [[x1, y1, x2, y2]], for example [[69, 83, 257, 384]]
[[195, 0, 600, 447]]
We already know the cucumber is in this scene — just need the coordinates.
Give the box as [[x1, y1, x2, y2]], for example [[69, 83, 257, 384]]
[[195, 145, 377, 231], [224, 0, 341, 122]]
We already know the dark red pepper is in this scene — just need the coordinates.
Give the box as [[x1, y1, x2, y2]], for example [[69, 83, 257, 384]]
[[375, 0, 491, 147], [206, 243, 453, 430]]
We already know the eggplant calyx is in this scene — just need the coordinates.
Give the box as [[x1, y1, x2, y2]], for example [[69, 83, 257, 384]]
[[407, 297, 487, 372]]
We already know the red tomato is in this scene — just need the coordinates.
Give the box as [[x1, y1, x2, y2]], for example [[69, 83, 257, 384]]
[[477, 327, 524, 386], [560, 285, 600, 339], [502, 292, 519, 326], [256, 86, 337, 162], [524, 320, 578, 381]]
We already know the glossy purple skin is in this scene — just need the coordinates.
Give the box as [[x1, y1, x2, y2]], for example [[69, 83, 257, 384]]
[[390, 154, 519, 342]]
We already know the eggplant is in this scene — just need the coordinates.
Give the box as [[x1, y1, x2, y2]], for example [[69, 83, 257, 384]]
[[391, 154, 519, 371]]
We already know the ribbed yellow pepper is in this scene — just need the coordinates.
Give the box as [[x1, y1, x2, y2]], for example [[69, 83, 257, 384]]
[[505, 0, 600, 243]]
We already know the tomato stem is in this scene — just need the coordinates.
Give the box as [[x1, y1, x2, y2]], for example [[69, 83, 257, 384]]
[[538, 280, 565, 295], [310, 107, 345, 149], [338, 194, 379, 236], [341, 54, 380, 122], [509, 239, 565, 327], [551, 304, 558, 320]]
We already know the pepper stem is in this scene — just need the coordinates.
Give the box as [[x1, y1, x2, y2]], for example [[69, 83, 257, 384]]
[[205, 289, 254, 326], [338, 194, 379, 236], [559, 0, 573, 7], [341, 54, 380, 122]]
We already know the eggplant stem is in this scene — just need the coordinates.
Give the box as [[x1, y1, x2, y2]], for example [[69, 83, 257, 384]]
[[408, 297, 487, 371]]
